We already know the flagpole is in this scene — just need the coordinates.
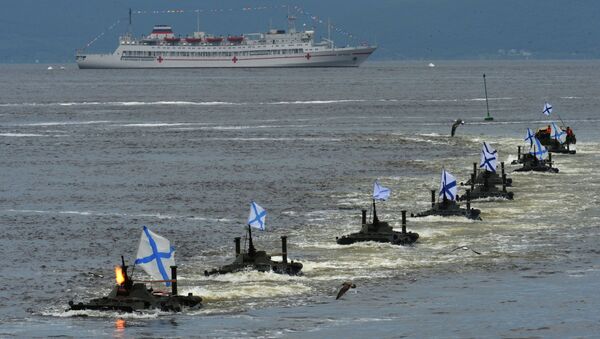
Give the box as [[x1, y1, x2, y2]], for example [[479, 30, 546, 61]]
[[556, 113, 567, 128]]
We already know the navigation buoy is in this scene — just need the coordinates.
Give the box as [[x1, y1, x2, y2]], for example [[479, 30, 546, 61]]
[[483, 74, 494, 121]]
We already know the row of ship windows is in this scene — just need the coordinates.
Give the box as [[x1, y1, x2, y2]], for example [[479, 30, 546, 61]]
[[122, 49, 305, 57], [125, 43, 309, 49]]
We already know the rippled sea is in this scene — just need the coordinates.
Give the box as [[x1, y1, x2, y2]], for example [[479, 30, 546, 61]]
[[1, 61, 599, 338]]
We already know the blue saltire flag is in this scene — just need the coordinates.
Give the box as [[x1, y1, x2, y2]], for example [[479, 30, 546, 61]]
[[529, 137, 548, 160], [248, 201, 267, 231], [135, 226, 176, 287], [524, 128, 535, 147], [550, 122, 567, 144], [439, 169, 458, 201], [543, 102, 553, 116], [479, 142, 498, 173], [373, 180, 391, 201]]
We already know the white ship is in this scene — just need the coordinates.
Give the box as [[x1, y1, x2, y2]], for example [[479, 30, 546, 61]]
[[76, 16, 376, 69]]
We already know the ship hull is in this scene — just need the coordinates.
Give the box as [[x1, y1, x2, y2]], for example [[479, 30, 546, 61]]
[[77, 47, 376, 69]]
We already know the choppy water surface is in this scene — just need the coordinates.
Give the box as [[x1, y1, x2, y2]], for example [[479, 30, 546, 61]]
[[1, 61, 600, 337]]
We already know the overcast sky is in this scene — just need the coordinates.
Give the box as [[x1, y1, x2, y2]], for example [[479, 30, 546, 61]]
[[1, 0, 598, 63]]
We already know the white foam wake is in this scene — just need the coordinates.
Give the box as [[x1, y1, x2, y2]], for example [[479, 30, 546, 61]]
[[3, 209, 232, 222], [0, 101, 239, 107], [268, 99, 367, 105], [0, 98, 398, 108], [0, 133, 46, 137]]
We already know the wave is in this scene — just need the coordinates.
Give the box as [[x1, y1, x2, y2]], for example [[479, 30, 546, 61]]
[[205, 137, 342, 142], [183, 283, 311, 302], [43, 309, 163, 319], [3, 209, 232, 222], [115, 123, 208, 127], [267, 99, 368, 105], [0, 133, 46, 137], [0, 101, 240, 107], [119, 101, 239, 106], [170, 124, 310, 131], [190, 270, 305, 284], [17, 120, 112, 127], [425, 97, 513, 103], [0, 99, 367, 107], [2, 97, 508, 108], [464, 97, 513, 102]]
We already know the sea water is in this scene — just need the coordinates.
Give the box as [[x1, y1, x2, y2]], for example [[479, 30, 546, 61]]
[[0, 61, 599, 337]]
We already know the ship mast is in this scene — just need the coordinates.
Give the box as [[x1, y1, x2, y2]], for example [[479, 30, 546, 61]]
[[128, 8, 132, 37], [287, 6, 296, 33], [328, 18, 332, 49], [196, 9, 200, 32]]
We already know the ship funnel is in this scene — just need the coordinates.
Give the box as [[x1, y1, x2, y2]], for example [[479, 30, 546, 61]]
[[170, 266, 178, 295], [281, 236, 288, 264], [466, 189, 471, 211], [234, 237, 241, 256]]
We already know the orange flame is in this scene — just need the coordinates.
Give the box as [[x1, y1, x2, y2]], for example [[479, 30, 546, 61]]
[[115, 265, 126, 285], [115, 318, 126, 331]]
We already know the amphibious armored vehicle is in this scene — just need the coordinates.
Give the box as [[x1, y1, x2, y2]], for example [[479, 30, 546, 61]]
[[412, 189, 481, 220], [513, 147, 559, 173], [511, 146, 527, 165], [535, 126, 576, 154], [68, 259, 202, 313], [336, 202, 419, 245], [460, 162, 514, 200], [204, 231, 302, 276], [463, 162, 512, 187]]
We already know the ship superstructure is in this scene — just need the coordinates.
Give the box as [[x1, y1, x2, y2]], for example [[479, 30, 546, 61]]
[[76, 16, 376, 69]]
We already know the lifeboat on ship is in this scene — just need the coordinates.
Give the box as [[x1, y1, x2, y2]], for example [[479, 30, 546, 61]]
[[206, 37, 223, 43], [164, 37, 181, 43], [185, 37, 203, 44], [227, 36, 244, 43]]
